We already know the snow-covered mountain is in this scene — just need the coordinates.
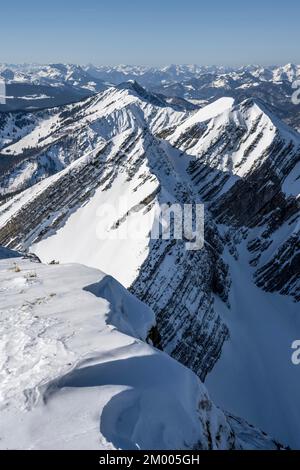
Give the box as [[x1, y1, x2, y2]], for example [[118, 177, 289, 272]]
[[167, 97, 300, 300], [0, 81, 188, 197], [0, 247, 283, 450], [84, 63, 300, 86], [1, 63, 300, 130], [0, 81, 299, 448], [162, 97, 300, 446], [0, 64, 108, 111], [84, 63, 300, 132]]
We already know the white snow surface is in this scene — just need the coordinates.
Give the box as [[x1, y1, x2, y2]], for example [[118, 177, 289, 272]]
[[1, 86, 186, 158], [170, 97, 234, 142], [0, 253, 233, 450], [30, 168, 159, 287], [206, 239, 300, 449]]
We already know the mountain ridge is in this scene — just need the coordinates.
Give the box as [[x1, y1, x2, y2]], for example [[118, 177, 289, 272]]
[[0, 85, 299, 447]]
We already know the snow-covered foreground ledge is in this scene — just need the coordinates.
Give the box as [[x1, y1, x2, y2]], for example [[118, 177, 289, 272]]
[[0, 249, 282, 450]]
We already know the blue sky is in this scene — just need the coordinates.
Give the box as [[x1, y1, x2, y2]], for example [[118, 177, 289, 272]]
[[1, 0, 299, 65]]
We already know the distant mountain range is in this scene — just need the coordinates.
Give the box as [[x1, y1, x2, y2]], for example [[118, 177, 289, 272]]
[[1, 63, 300, 131]]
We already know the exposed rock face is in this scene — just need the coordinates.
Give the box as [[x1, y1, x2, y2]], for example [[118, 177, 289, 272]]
[[131, 235, 230, 382], [254, 234, 300, 300], [167, 98, 300, 302], [0, 84, 186, 198], [225, 414, 286, 450]]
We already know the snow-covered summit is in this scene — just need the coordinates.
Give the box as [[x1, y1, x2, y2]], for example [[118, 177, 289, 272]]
[[0, 249, 278, 450]]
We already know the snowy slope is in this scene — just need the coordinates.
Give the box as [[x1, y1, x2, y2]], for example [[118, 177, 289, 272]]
[[167, 98, 300, 298], [0, 128, 160, 286], [165, 98, 300, 447], [206, 240, 300, 448], [169, 97, 234, 142], [0, 249, 241, 450], [0, 83, 186, 197], [1, 84, 185, 158], [168, 98, 297, 189]]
